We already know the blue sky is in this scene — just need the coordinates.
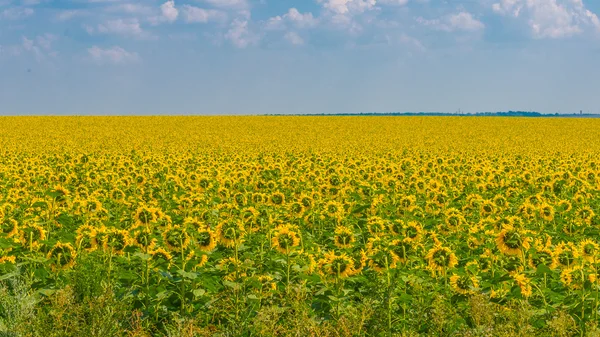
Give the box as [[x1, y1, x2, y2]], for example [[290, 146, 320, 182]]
[[1, 0, 600, 115]]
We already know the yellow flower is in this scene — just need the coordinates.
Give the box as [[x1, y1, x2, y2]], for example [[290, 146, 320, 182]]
[[271, 225, 301, 254], [449, 274, 479, 295], [162, 225, 190, 252], [495, 225, 530, 256], [511, 272, 532, 297], [75, 224, 98, 252], [425, 245, 458, 275], [318, 251, 357, 279], [333, 226, 355, 249], [47, 242, 77, 271], [149, 247, 173, 264], [197, 228, 217, 252], [216, 220, 245, 248], [580, 239, 599, 263]]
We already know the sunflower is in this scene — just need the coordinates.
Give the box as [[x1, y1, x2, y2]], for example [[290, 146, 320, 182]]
[[366, 217, 386, 236], [75, 224, 98, 252], [580, 239, 599, 263], [103, 228, 131, 255], [576, 206, 595, 225], [510, 272, 532, 297], [560, 265, 592, 290], [162, 225, 191, 252], [553, 242, 579, 269], [404, 221, 423, 242], [255, 275, 277, 294], [1, 218, 19, 238], [398, 195, 417, 212], [425, 245, 458, 275], [495, 226, 530, 256], [389, 238, 412, 266], [538, 203, 555, 222], [47, 242, 77, 271], [444, 208, 465, 230], [387, 220, 404, 236], [449, 274, 479, 295], [288, 202, 305, 218], [134, 206, 158, 226], [518, 202, 536, 219], [0, 255, 16, 264], [195, 254, 209, 269], [323, 201, 344, 219], [21, 224, 47, 250], [218, 257, 245, 281], [240, 207, 260, 232], [333, 226, 355, 249], [269, 192, 285, 205], [318, 251, 357, 279], [556, 200, 572, 212], [480, 200, 496, 217], [52, 185, 70, 204], [528, 248, 555, 270], [149, 247, 173, 264], [197, 228, 217, 252], [272, 225, 301, 254], [130, 226, 156, 252], [183, 217, 207, 231], [215, 220, 245, 248]]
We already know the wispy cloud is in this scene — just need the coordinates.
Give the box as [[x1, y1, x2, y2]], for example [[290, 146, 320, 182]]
[[88, 45, 140, 64]]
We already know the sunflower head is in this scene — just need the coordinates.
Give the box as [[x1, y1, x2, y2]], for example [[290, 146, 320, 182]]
[[47, 242, 77, 271], [162, 225, 190, 252], [426, 246, 458, 275], [75, 224, 98, 252], [511, 272, 532, 298], [449, 274, 479, 295], [580, 239, 599, 263], [333, 226, 355, 249], [272, 225, 301, 254], [134, 206, 158, 226], [495, 226, 530, 256], [103, 228, 131, 255], [318, 251, 357, 279], [149, 247, 173, 266], [216, 220, 245, 248], [197, 228, 217, 252]]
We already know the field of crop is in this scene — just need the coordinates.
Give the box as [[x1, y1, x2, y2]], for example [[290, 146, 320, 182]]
[[1, 116, 600, 336]]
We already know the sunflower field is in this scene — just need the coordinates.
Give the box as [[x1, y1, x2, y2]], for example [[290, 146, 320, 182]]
[[1, 116, 600, 336]]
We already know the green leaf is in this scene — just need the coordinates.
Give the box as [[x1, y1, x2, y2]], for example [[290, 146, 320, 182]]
[[193, 289, 206, 298]]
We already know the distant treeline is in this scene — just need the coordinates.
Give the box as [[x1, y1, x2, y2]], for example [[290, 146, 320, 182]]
[[269, 111, 600, 117]]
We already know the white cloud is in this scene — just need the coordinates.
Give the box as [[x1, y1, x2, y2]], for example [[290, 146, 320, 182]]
[[284, 31, 304, 45], [266, 8, 317, 30], [36, 33, 57, 50], [225, 18, 258, 48], [88, 45, 139, 64], [56, 9, 85, 21], [317, 0, 376, 15], [1, 7, 33, 19], [181, 5, 226, 23], [90, 19, 151, 39], [106, 3, 154, 16], [417, 11, 484, 32], [284, 8, 318, 28], [492, 0, 600, 38], [160, 0, 178, 22], [378, 0, 409, 5], [149, 0, 179, 24], [19, 34, 58, 61], [202, 0, 247, 9]]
